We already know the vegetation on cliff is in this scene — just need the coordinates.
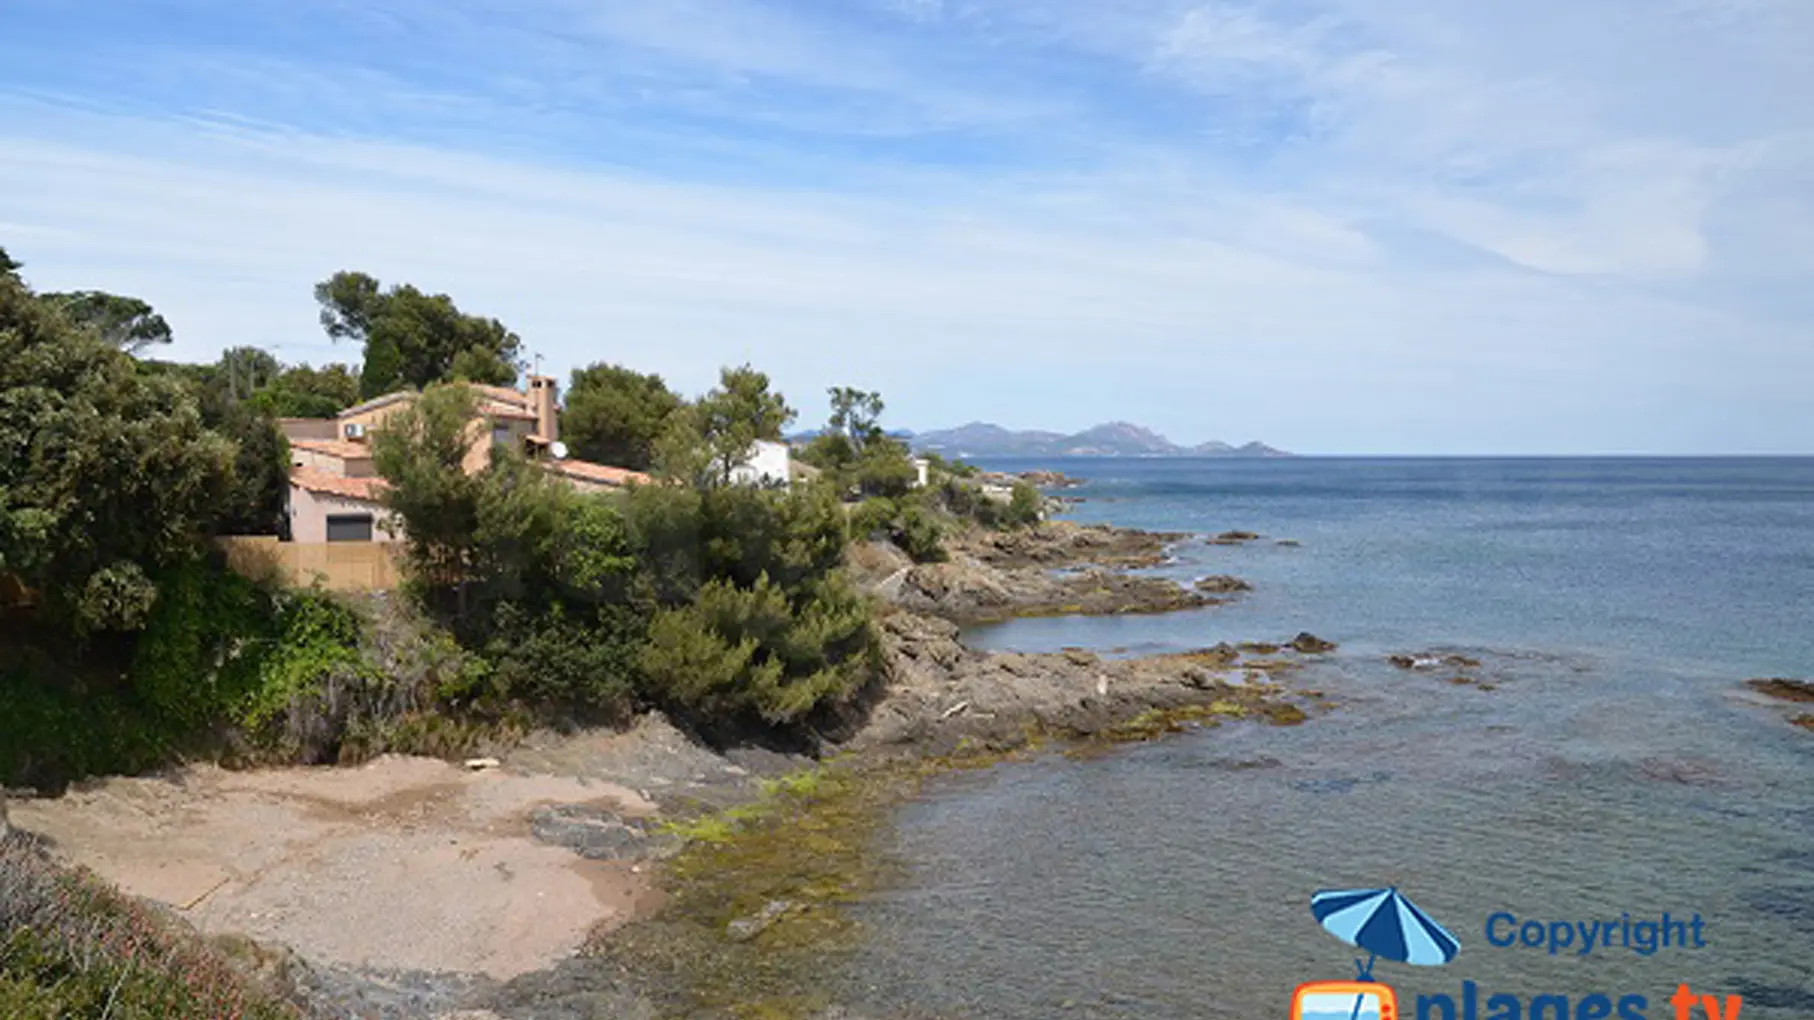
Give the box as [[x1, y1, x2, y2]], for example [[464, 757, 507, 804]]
[[0, 244, 1039, 787]]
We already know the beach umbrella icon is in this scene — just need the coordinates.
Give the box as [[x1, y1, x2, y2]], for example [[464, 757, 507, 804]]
[[1312, 886, 1460, 978], [1309, 887, 1460, 1020]]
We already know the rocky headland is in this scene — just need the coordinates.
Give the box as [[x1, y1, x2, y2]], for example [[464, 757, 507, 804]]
[[848, 520, 1228, 623]]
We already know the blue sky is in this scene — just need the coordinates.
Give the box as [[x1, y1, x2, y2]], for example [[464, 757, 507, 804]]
[[1, 0, 1809, 454]]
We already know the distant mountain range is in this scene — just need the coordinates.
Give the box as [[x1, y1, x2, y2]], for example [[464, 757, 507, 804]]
[[907, 422, 1290, 459]]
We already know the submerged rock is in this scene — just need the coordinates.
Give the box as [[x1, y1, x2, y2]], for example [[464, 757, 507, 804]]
[[1389, 652, 1481, 671], [1748, 678, 1814, 703], [726, 900, 798, 942], [1194, 575, 1253, 594], [1289, 632, 1338, 655], [1208, 530, 1263, 545], [530, 805, 664, 861]]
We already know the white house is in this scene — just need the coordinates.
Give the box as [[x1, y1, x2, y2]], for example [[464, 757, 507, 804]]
[[730, 439, 793, 487]]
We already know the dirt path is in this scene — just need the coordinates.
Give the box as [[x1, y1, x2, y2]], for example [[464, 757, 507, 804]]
[[11, 754, 663, 981]]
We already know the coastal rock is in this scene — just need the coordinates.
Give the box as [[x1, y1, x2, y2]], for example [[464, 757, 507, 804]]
[[1194, 575, 1253, 594], [1289, 633, 1338, 655], [952, 521, 1185, 570], [887, 554, 1211, 622], [529, 804, 665, 861], [1208, 530, 1262, 545], [726, 900, 797, 942], [856, 610, 1309, 755], [1389, 652, 1481, 671], [1748, 678, 1814, 703], [1014, 470, 1081, 489]]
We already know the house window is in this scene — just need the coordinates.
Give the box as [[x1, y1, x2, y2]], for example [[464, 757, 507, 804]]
[[493, 424, 512, 446], [325, 514, 375, 542]]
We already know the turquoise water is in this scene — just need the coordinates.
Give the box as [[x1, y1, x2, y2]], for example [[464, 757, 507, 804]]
[[839, 459, 1814, 1019]]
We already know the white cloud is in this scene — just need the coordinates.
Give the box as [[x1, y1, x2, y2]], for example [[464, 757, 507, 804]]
[[0, 0, 1810, 453]]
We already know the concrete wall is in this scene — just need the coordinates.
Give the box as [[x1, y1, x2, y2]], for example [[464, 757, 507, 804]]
[[528, 375, 559, 441], [460, 418, 535, 474], [287, 486, 402, 544], [339, 395, 534, 476], [339, 397, 413, 435], [279, 419, 338, 442], [291, 446, 377, 477], [219, 537, 402, 592], [730, 439, 792, 487]]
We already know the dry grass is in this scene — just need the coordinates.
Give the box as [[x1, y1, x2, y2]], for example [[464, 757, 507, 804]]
[[0, 834, 300, 1019]]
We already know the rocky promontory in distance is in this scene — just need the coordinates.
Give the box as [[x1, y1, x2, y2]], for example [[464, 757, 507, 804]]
[[907, 421, 1290, 459]]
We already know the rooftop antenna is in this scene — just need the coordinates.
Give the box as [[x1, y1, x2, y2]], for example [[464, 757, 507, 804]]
[[532, 352, 544, 379]]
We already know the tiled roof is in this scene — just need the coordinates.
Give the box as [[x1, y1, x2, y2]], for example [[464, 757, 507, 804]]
[[470, 383, 529, 407], [336, 391, 417, 420], [290, 467, 388, 502], [545, 459, 651, 488], [479, 401, 539, 421], [290, 438, 375, 459], [329, 386, 538, 423]]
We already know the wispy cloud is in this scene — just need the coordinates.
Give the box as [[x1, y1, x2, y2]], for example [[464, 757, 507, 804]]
[[0, 0, 1809, 453]]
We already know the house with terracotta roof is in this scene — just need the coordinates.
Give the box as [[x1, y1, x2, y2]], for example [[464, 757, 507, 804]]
[[276, 375, 651, 549]]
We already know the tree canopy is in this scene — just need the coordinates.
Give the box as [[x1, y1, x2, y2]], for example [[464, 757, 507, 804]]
[[40, 290, 174, 353], [314, 271, 523, 397], [660, 365, 797, 486], [801, 386, 917, 498], [563, 363, 683, 471], [371, 383, 485, 595], [249, 362, 361, 419], [0, 272, 234, 633]]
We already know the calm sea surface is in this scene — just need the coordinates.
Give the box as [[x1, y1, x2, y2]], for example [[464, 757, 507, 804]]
[[836, 458, 1814, 1019]]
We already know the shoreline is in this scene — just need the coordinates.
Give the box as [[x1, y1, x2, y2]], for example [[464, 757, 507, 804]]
[[7, 518, 1327, 1020], [849, 519, 1236, 624]]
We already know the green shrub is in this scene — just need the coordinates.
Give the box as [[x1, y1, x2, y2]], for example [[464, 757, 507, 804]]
[[639, 572, 877, 730], [483, 602, 641, 722], [932, 476, 1006, 529], [894, 501, 948, 563], [849, 495, 946, 563], [1006, 480, 1044, 528], [849, 497, 899, 542]]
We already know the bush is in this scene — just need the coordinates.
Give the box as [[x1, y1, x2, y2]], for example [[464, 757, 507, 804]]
[[133, 561, 373, 746], [638, 572, 877, 732], [482, 602, 641, 723], [1006, 480, 1044, 528], [850, 496, 946, 564]]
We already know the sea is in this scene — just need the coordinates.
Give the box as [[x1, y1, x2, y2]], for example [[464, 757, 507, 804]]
[[832, 458, 1814, 1020]]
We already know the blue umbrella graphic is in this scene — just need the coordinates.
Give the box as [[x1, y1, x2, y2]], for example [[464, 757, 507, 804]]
[[1311, 887, 1460, 1020]]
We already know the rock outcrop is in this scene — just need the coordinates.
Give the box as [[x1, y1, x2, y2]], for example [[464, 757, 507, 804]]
[[848, 611, 1315, 755], [1747, 678, 1814, 703], [851, 521, 1231, 623]]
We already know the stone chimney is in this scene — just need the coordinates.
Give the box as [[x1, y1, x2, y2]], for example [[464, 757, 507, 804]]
[[528, 375, 559, 444]]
